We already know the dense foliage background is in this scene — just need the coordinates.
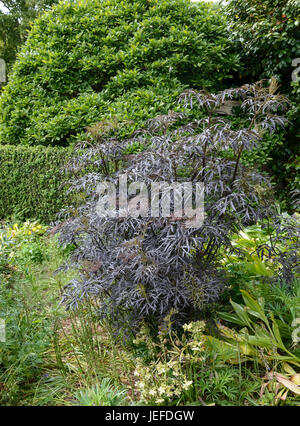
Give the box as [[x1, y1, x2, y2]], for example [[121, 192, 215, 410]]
[[226, 0, 300, 83], [226, 0, 300, 206], [0, 144, 70, 221], [0, 0, 239, 147], [0, 0, 57, 69]]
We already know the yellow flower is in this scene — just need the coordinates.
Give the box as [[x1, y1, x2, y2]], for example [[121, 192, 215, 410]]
[[28, 231, 32, 235], [13, 224, 18, 230], [32, 227, 37, 232], [37, 225, 42, 229]]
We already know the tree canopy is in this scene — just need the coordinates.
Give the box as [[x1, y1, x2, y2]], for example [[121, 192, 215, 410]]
[[0, 0, 57, 68]]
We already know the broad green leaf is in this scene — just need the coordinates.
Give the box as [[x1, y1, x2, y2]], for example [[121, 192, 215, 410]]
[[271, 314, 287, 351], [240, 290, 268, 324], [230, 300, 252, 328], [218, 312, 246, 327]]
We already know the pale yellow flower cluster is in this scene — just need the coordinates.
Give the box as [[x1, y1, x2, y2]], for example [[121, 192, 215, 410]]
[[134, 361, 192, 405], [132, 320, 208, 405]]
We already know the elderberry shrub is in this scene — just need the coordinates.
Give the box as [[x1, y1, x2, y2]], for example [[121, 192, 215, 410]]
[[58, 80, 298, 334]]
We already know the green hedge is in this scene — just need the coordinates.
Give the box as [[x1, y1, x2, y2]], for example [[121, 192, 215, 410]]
[[0, 145, 71, 223]]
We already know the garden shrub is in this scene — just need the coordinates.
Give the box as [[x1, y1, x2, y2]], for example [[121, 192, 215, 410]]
[[0, 220, 74, 405], [58, 81, 291, 334], [225, 0, 300, 206], [0, 145, 70, 222], [225, 0, 300, 84], [221, 215, 300, 297], [0, 0, 239, 147]]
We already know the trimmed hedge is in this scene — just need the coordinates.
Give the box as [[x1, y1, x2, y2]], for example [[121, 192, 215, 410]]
[[0, 145, 70, 223]]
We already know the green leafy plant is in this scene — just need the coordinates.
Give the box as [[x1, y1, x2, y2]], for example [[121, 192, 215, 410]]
[[222, 225, 277, 282], [74, 379, 127, 406], [226, 0, 300, 82], [132, 317, 261, 406], [218, 289, 300, 368], [222, 215, 300, 293], [225, 0, 300, 205], [0, 0, 239, 146], [0, 222, 76, 405], [0, 0, 58, 72]]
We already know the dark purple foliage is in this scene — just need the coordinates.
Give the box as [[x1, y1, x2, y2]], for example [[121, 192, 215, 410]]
[[57, 80, 293, 333]]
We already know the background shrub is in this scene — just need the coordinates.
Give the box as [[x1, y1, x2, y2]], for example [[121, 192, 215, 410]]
[[0, 0, 239, 147], [225, 0, 300, 207], [225, 0, 300, 84], [0, 145, 70, 222]]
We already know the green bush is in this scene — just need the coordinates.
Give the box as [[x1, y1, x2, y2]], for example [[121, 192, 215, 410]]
[[0, 0, 239, 147], [226, 0, 300, 83], [0, 145, 70, 222], [225, 0, 300, 205]]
